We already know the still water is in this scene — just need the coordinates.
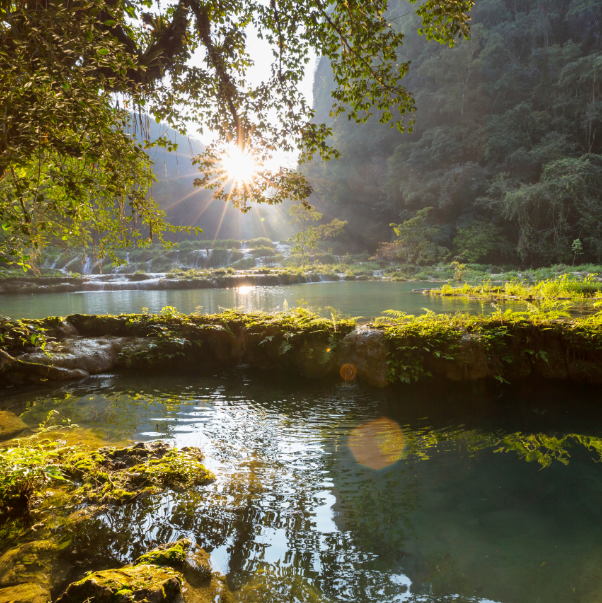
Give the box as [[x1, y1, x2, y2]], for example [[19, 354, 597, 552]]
[[5, 371, 602, 603], [0, 281, 520, 320]]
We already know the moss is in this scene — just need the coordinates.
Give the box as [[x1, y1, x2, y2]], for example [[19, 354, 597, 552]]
[[135, 541, 187, 567], [56, 563, 183, 603], [60, 442, 214, 505]]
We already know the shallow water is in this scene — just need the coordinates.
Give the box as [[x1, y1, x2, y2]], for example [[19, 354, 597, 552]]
[[4, 372, 602, 602], [0, 281, 526, 320]]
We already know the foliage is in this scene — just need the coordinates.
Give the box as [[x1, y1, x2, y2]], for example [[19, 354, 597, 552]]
[[0, 317, 51, 354], [0, 441, 66, 514], [376, 207, 449, 265], [305, 0, 602, 262], [289, 204, 347, 267], [453, 221, 509, 263], [1, 0, 475, 265]]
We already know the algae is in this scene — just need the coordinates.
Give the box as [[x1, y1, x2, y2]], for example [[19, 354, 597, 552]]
[[56, 563, 183, 603]]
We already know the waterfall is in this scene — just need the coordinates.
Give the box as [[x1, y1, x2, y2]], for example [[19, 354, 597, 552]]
[[82, 256, 93, 275], [60, 255, 81, 274]]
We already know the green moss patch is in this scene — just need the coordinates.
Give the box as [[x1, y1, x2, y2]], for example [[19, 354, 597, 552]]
[[61, 441, 215, 505], [56, 563, 183, 603]]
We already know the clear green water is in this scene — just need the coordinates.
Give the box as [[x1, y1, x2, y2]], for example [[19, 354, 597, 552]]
[[0, 281, 523, 320], [5, 372, 602, 602]]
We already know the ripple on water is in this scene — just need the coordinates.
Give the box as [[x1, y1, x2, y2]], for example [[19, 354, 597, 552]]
[[3, 371, 602, 602]]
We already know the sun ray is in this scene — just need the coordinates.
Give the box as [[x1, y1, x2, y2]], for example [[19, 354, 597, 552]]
[[220, 145, 258, 184]]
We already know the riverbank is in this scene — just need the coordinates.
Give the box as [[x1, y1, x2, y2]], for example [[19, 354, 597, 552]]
[[0, 270, 384, 295], [3, 308, 602, 388]]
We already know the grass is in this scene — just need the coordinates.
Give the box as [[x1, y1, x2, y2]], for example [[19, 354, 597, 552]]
[[429, 273, 602, 302]]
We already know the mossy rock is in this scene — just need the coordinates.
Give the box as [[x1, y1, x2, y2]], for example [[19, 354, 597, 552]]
[[56, 564, 183, 603], [0, 411, 27, 442], [60, 442, 214, 505], [135, 539, 212, 587], [0, 582, 51, 603]]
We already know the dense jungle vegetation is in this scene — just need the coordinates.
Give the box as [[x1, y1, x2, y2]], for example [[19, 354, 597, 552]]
[[304, 0, 602, 266]]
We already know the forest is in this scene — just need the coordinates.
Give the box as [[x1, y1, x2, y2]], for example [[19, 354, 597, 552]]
[[304, 0, 602, 266]]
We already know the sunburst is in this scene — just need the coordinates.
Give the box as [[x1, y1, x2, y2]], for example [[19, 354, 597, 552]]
[[221, 145, 258, 184]]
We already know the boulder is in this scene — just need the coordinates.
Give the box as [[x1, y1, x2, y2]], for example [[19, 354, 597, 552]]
[[19, 336, 146, 376], [0, 349, 87, 384], [56, 564, 183, 603], [337, 327, 388, 387], [135, 540, 212, 587]]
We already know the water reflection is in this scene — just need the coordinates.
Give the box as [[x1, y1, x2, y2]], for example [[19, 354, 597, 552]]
[[0, 281, 531, 321], [4, 375, 602, 602]]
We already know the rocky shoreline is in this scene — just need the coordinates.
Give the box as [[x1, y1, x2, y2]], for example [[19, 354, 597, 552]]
[[3, 310, 602, 388], [0, 272, 379, 295]]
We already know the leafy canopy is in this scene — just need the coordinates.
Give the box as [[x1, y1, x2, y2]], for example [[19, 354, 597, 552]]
[[1, 0, 473, 266]]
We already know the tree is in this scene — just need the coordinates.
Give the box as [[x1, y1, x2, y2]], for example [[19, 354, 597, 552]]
[[1, 0, 474, 266], [289, 204, 346, 266], [376, 207, 449, 265], [501, 155, 602, 264], [306, 0, 602, 263], [453, 221, 509, 263]]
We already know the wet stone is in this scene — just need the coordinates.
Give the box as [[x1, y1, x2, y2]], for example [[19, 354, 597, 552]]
[[135, 539, 212, 587], [56, 563, 183, 603]]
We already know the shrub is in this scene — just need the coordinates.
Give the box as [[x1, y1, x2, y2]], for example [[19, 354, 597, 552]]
[[232, 257, 256, 269], [246, 237, 274, 248]]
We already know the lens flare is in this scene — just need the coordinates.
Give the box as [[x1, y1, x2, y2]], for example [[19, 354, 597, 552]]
[[340, 363, 357, 381], [221, 146, 257, 184], [348, 417, 405, 470]]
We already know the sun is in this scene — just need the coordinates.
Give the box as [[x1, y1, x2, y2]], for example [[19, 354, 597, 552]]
[[221, 145, 257, 184]]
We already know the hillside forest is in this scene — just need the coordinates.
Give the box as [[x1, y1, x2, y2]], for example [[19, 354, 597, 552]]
[[302, 0, 602, 267]]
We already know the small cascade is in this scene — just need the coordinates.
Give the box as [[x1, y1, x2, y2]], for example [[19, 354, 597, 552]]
[[60, 255, 81, 274], [274, 241, 291, 258], [81, 255, 93, 275]]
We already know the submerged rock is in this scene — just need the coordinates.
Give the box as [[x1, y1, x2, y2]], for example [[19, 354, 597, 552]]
[[0, 411, 27, 441], [0, 582, 51, 603], [56, 563, 183, 603], [0, 536, 72, 591]]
